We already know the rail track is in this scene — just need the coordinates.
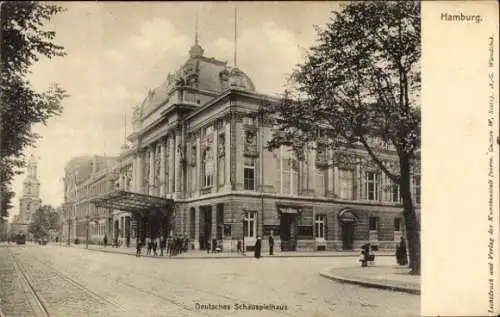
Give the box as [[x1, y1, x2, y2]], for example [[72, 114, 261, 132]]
[[7, 249, 50, 317], [7, 247, 128, 316]]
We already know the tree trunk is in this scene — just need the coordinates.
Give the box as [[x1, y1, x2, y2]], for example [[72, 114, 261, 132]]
[[399, 154, 421, 275]]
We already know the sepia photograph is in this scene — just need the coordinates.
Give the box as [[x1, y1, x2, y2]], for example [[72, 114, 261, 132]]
[[1, 1, 494, 316]]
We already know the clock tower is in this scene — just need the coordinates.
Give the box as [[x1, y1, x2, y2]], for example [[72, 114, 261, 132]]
[[18, 155, 42, 233]]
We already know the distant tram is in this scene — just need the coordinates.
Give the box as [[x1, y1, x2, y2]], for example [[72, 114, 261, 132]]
[[15, 234, 26, 245]]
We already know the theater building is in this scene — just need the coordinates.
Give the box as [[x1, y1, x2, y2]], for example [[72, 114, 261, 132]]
[[69, 38, 420, 252]]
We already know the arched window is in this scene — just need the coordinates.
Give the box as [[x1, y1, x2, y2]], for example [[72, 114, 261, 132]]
[[202, 148, 214, 187]]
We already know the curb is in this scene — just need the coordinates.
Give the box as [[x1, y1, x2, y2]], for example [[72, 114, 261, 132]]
[[67, 245, 394, 259], [319, 270, 420, 295]]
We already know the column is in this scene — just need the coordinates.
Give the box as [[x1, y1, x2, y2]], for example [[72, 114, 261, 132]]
[[310, 150, 316, 194], [224, 120, 231, 189], [331, 166, 337, 196], [185, 205, 191, 236], [211, 205, 217, 240], [149, 145, 155, 195], [194, 207, 200, 249], [356, 162, 362, 200], [160, 140, 166, 196], [213, 126, 219, 191], [135, 151, 143, 193], [168, 135, 175, 196], [196, 133, 202, 194], [175, 131, 182, 197], [280, 146, 283, 194]]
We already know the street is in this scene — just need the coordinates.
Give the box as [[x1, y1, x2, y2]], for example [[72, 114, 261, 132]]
[[0, 244, 419, 317]]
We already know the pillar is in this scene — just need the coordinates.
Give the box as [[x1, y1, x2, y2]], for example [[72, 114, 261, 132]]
[[356, 163, 362, 200], [213, 126, 219, 191], [149, 145, 155, 195], [224, 119, 231, 189], [135, 151, 143, 193], [194, 207, 200, 249], [196, 133, 202, 193], [211, 205, 217, 240], [160, 140, 166, 196], [175, 131, 182, 197], [168, 135, 175, 197]]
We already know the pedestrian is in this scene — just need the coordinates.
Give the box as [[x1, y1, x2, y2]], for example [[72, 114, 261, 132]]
[[212, 238, 217, 253], [147, 238, 152, 255], [152, 238, 158, 256], [395, 245, 401, 265], [206, 237, 211, 254], [359, 249, 368, 267], [399, 236, 408, 265], [126, 234, 130, 248], [160, 237, 166, 256], [254, 236, 262, 259], [236, 240, 242, 254], [268, 234, 274, 256], [136, 241, 142, 257], [103, 234, 108, 247]]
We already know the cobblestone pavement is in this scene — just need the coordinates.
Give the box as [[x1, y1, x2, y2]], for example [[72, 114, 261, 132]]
[[0, 245, 419, 317]]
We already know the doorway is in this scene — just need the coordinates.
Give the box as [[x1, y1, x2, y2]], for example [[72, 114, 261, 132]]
[[341, 222, 354, 250], [279, 213, 297, 251]]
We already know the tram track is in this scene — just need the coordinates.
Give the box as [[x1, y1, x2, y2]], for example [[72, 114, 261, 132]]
[[8, 247, 128, 317], [7, 248, 50, 317]]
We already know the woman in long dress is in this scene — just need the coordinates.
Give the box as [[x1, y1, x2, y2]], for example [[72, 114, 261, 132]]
[[254, 236, 262, 259]]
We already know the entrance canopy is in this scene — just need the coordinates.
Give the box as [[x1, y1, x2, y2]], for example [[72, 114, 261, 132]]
[[90, 190, 174, 213]]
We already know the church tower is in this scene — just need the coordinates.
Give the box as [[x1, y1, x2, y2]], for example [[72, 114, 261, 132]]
[[19, 155, 42, 227]]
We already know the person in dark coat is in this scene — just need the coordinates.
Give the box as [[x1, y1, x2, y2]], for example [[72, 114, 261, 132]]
[[212, 238, 217, 253], [160, 237, 166, 256], [103, 234, 108, 247], [395, 245, 401, 265], [399, 237, 408, 265], [254, 236, 262, 259], [236, 240, 242, 254], [147, 238, 152, 255], [268, 235, 274, 256], [136, 241, 142, 257], [152, 238, 158, 256]]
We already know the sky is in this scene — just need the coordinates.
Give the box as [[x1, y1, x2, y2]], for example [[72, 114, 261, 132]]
[[10, 1, 342, 219]]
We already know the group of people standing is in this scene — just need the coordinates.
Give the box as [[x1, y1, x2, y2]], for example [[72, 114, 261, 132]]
[[135, 235, 190, 257], [251, 235, 274, 259]]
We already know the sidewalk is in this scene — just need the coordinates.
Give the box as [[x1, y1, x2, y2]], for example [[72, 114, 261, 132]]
[[319, 265, 420, 295], [54, 243, 395, 259]]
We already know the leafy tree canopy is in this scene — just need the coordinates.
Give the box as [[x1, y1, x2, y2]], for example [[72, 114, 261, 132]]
[[266, 1, 421, 274], [28, 204, 59, 240], [0, 2, 67, 219]]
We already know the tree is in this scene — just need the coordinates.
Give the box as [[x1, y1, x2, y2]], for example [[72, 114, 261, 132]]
[[0, 2, 67, 219], [28, 204, 59, 240], [266, 1, 421, 274]]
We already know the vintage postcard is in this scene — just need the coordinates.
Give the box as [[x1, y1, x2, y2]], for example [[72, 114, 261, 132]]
[[0, 1, 498, 317]]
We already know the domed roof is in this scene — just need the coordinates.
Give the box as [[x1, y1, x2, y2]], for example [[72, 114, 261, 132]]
[[134, 42, 256, 119], [228, 67, 256, 91]]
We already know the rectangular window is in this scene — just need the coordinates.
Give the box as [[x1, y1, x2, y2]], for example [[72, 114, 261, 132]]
[[338, 169, 354, 200], [392, 183, 400, 202], [218, 157, 225, 186], [243, 211, 256, 238], [283, 159, 291, 194], [315, 168, 325, 196], [369, 216, 378, 231], [365, 172, 379, 201], [414, 174, 421, 204], [315, 215, 326, 239], [394, 218, 401, 232], [243, 157, 255, 190]]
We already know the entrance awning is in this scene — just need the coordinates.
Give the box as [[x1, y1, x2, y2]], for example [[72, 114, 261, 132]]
[[90, 190, 174, 213]]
